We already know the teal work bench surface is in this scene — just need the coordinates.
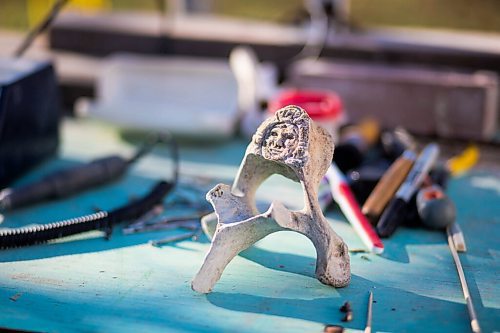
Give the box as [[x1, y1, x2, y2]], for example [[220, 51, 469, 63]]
[[0, 120, 499, 333]]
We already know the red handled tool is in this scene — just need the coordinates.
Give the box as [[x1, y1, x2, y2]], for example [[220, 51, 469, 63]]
[[326, 163, 384, 254]]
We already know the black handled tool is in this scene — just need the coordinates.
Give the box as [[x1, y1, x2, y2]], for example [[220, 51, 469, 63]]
[[0, 141, 155, 211], [0, 181, 173, 249], [416, 184, 456, 230], [376, 143, 439, 237], [0, 134, 179, 249]]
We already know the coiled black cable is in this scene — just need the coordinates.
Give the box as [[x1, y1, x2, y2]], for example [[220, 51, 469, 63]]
[[0, 133, 178, 249], [0, 181, 172, 248]]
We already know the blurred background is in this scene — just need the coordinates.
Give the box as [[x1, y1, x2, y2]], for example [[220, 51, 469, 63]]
[[1, 0, 500, 188], [1, 4, 500, 333], [2, 0, 500, 32]]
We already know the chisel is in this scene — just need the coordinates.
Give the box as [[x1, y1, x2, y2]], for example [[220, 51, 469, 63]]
[[362, 150, 416, 223]]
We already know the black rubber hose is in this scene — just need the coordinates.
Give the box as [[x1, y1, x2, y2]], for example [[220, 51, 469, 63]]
[[0, 132, 178, 249], [0, 181, 173, 249]]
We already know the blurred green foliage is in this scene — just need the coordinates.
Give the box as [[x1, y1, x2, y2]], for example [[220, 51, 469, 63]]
[[0, 0, 29, 30], [350, 0, 500, 32], [1, 0, 499, 33]]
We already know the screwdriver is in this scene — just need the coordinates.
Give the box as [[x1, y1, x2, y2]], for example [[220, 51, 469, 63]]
[[0, 140, 157, 211]]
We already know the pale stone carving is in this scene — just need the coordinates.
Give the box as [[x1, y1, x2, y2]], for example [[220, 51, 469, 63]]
[[192, 105, 350, 293]]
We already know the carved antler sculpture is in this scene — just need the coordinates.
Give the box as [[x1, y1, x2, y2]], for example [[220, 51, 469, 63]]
[[192, 105, 350, 293]]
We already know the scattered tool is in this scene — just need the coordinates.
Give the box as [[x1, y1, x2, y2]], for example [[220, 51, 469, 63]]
[[326, 163, 384, 254], [365, 291, 373, 333], [447, 227, 481, 333], [149, 230, 199, 247], [0, 138, 159, 211], [377, 143, 439, 237], [362, 150, 416, 223], [416, 185, 456, 230], [0, 182, 173, 249], [417, 171, 466, 251], [122, 205, 164, 234], [0, 134, 179, 249], [124, 213, 206, 235]]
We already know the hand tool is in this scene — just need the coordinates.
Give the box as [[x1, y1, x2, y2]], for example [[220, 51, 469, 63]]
[[0, 138, 158, 211], [122, 205, 164, 234], [149, 230, 199, 247], [326, 163, 384, 254], [416, 184, 456, 230], [0, 134, 179, 249], [362, 150, 416, 223], [376, 143, 439, 237], [364, 291, 373, 333], [123, 213, 206, 235], [447, 227, 481, 333], [0, 181, 174, 249]]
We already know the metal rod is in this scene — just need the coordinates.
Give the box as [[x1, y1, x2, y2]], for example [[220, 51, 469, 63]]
[[124, 205, 164, 231], [364, 291, 373, 333], [447, 227, 481, 333], [149, 231, 197, 247]]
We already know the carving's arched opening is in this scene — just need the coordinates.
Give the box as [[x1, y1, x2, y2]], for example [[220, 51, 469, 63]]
[[254, 174, 305, 213], [240, 230, 317, 279]]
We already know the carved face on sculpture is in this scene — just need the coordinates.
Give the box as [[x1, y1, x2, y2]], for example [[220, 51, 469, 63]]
[[253, 106, 310, 168], [262, 122, 299, 160]]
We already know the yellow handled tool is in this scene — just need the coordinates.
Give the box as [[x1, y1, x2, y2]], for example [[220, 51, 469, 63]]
[[362, 150, 416, 223]]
